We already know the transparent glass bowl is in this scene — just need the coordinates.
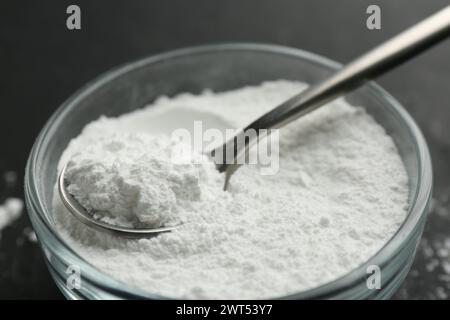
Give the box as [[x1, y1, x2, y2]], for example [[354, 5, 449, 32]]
[[25, 44, 432, 299]]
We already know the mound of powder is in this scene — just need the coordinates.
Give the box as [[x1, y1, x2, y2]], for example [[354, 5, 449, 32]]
[[53, 80, 409, 299], [65, 133, 220, 227]]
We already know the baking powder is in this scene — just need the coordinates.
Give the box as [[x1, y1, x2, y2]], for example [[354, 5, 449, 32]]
[[54, 81, 409, 299]]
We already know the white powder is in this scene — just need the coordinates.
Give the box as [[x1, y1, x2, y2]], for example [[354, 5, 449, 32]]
[[65, 134, 221, 228], [0, 198, 24, 236], [54, 81, 409, 299]]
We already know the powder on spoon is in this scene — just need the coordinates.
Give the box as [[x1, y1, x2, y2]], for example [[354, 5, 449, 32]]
[[54, 80, 409, 299], [64, 133, 220, 228]]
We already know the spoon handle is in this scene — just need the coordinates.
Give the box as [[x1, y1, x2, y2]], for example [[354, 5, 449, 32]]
[[247, 5, 450, 131], [215, 5, 450, 181]]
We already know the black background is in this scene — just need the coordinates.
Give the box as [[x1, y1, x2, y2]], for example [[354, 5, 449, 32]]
[[0, 0, 449, 299]]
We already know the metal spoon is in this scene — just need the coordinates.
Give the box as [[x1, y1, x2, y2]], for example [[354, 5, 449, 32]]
[[59, 5, 450, 237]]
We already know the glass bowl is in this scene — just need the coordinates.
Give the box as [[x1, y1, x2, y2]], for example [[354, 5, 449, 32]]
[[24, 43, 432, 299]]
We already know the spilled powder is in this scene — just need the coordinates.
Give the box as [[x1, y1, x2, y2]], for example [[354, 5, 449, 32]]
[[54, 81, 409, 299], [0, 198, 24, 237]]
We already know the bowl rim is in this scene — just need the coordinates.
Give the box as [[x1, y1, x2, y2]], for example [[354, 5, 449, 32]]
[[25, 42, 433, 299]]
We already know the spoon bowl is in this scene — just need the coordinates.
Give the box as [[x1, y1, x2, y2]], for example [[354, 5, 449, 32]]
[[58, 164, 177, 237]]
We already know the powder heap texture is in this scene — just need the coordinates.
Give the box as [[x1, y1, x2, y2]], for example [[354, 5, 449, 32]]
[[54, 81, 409, 299], [65, 133, 220, 228]]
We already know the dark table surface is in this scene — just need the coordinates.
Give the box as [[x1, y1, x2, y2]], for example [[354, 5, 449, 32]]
[[1, 0, 449, 299]]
